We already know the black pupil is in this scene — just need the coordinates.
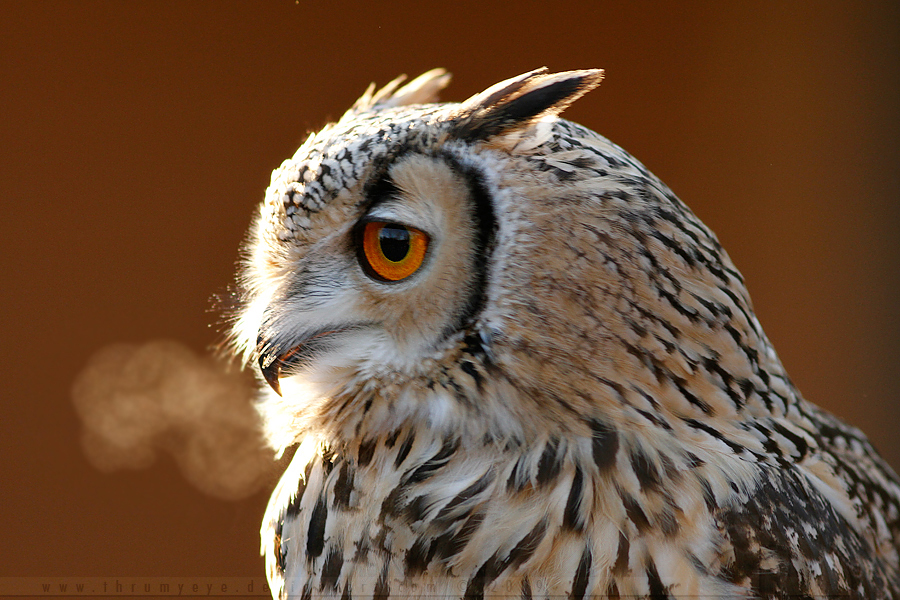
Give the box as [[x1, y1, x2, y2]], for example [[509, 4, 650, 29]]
[[379, 224, 411, 262]]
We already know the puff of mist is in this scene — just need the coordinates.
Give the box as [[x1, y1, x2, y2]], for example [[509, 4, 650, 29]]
[[72, 340, 283, 500]]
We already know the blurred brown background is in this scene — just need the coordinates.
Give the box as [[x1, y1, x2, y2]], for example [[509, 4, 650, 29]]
[[2, 0, 898, 582]]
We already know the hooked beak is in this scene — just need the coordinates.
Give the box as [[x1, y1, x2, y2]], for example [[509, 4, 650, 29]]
[[256, 328, 348, 396], [257, 347, 288, 397]]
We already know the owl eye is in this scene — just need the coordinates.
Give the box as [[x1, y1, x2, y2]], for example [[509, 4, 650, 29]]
[[359, 221, 429, 282]]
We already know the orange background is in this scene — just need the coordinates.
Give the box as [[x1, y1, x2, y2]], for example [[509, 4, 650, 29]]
[[3, 0, 898, 581]]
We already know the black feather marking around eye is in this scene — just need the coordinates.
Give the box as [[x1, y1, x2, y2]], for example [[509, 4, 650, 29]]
[[355, 150, 496, 347], [357, 152, 405, 212], [351, 159, 405, 260], [435, 152, 497, 338]]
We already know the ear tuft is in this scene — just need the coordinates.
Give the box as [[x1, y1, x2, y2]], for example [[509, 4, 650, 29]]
[[349, 69, 453, 114], [448, 68, 604, 141]]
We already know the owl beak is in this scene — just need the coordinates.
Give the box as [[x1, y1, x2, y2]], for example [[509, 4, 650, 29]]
[[256, 328, 350, 396], [257, 333, 300, 397], [258, 350, 284, 396]]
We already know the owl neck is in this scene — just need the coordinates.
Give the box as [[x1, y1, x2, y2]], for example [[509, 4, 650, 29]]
[[268, 404, 758, 598]]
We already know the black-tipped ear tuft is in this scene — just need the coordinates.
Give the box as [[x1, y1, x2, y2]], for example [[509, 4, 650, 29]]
[[448, 68, 604, 141]]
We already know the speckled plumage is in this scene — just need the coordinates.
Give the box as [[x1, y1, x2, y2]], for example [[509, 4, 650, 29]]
[[232, 68, 900, 599]]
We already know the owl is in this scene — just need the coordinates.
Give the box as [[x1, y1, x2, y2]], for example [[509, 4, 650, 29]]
[[231, 68, 900, 599]]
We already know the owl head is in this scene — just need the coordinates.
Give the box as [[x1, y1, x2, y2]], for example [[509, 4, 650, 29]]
[[233, 68, 779, 453]]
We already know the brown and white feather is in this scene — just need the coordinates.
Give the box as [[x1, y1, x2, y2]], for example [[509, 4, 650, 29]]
[[233, 69, 900, 599]]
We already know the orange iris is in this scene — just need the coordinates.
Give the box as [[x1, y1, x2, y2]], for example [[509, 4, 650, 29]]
[[361, 221, 429, 282]]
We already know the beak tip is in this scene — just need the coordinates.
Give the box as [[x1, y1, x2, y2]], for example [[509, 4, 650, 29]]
[[263, 370, 282, 397]]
